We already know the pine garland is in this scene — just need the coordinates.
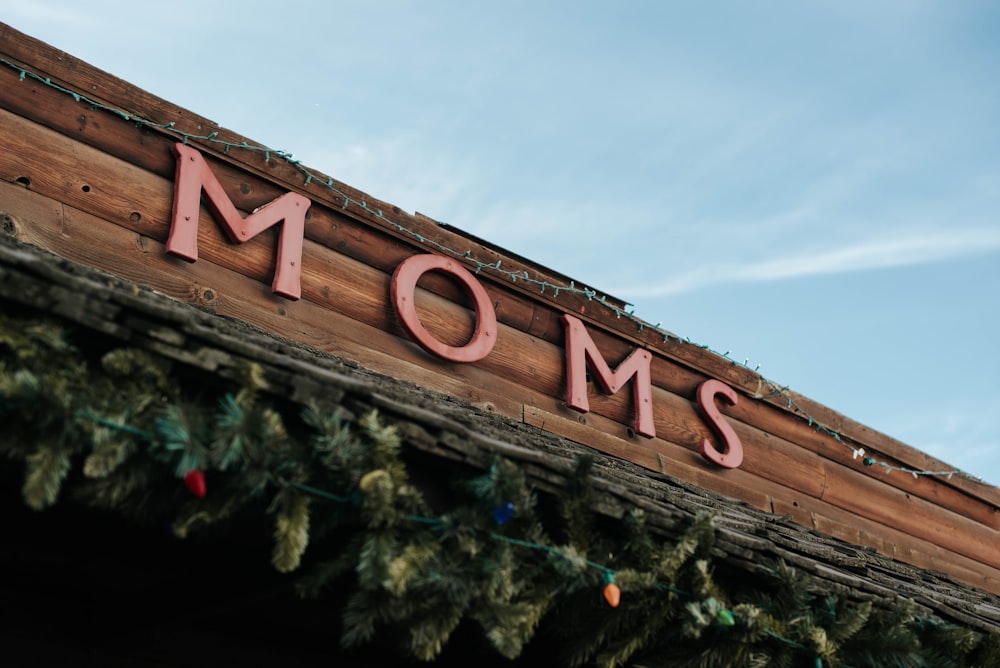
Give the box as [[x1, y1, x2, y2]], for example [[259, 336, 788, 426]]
[[1, 308, 998, 667]]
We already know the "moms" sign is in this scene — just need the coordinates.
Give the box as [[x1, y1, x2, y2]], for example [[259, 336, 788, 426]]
[[165, 143, 744, 470]]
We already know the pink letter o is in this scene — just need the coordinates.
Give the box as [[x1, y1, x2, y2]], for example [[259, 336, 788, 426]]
[[390, 254, 497, 363]]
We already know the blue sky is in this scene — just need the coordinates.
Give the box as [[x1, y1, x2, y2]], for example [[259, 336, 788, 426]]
[[3, 1, 998, 486]]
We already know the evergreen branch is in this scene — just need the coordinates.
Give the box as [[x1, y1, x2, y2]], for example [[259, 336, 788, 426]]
[[22, 444, 72, 510], [1, 310, 997, 666], [272, 488, 311, 572]]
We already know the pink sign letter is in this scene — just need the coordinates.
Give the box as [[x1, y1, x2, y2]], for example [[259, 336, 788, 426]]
[[561, 314, 655, 438], [167, 143, 311, 300]]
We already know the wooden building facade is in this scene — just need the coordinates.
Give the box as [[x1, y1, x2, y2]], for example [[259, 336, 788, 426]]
[[1, 22, 998, 667]]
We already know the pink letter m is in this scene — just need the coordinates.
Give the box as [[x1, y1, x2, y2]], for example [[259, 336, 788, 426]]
[[561, 314, 655, 437], [166, 142, 311, 300]]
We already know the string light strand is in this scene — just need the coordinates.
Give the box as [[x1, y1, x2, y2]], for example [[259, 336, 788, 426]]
[[1, 55, 987, 486]]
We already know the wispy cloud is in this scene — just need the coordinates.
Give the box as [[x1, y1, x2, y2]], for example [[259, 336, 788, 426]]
[[611, 228, 1000, 298], [300, 135, 479, 222]]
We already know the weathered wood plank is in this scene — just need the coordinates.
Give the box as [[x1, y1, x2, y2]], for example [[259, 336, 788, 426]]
[[820, 466, 999, 568], [525, 401, 785, 513], [772, 496, 1000, 595]]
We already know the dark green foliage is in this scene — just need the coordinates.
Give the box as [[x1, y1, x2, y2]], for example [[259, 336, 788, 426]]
[[1, 310, 997, 666]]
